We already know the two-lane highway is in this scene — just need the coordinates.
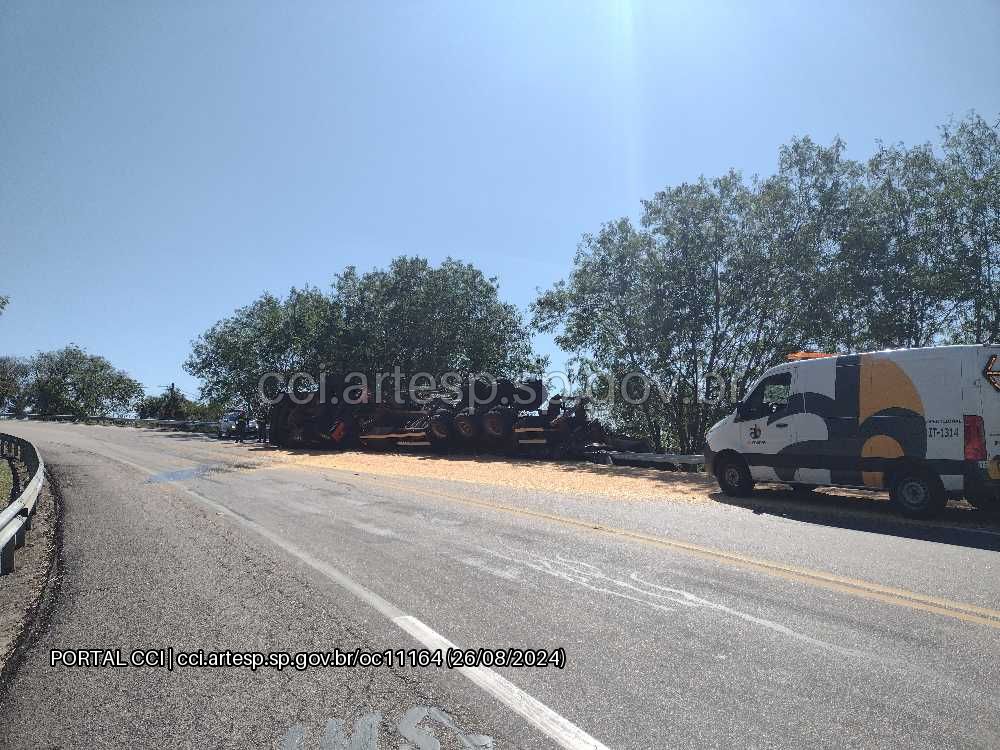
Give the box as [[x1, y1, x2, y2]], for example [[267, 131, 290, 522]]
[[2, 422, 998, 748]]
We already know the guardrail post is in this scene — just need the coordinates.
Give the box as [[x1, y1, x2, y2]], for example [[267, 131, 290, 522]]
[[13, 519, 26, 549], [1, 537, 13, 575]]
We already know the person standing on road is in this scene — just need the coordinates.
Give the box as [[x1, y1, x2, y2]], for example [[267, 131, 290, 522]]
[[235, 413, 246, 444]]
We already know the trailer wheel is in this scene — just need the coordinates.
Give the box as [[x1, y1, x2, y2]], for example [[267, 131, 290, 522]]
[[716, 454, 754, 497], [453, 412, 479, 440], [889, 467, 946, 519], [482, 410, 510, 439], [267, 402, 291, 447], [428, 413, 451, 441]]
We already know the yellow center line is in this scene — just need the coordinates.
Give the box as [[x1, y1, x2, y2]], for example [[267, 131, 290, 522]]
[[308, 468, 1000, 630]]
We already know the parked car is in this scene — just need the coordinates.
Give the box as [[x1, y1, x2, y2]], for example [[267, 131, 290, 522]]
[[704, 345, 1000, 518], [218, 412, 257, 439]]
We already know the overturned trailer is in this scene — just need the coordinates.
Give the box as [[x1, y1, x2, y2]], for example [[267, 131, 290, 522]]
[[267, 373, 649, 460], [269, 373, 544, 451]]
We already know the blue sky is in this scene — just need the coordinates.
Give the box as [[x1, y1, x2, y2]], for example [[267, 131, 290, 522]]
[[2, 0, 998, 399]]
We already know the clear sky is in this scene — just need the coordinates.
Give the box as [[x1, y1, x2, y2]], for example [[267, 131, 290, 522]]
[[2, 0, 998, 399]]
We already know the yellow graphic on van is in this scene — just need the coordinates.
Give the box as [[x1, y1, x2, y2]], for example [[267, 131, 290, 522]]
[[988, 456, 1000, 481], [861, 434, 904, 488], [859, 355, 925, 423]]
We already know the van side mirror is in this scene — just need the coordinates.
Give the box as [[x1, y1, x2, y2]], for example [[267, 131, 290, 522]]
[[735, 401, 749, 420]]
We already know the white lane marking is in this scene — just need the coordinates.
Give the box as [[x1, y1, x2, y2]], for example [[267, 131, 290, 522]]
[[393, 616, 608, 750], [101, 451, 608, 750]]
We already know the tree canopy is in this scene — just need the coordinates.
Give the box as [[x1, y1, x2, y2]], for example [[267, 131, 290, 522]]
[[136, 387, 219, 421], [185, 257, 542, 420], [2, 345, 145, 418], [535, 112, 1000, 452]]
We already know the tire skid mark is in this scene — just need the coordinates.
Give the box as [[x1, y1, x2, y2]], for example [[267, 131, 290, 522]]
[[483, 548, 870, 659]]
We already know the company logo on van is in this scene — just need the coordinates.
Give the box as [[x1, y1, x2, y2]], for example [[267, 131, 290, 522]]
[[984, 355, 1000, 392]]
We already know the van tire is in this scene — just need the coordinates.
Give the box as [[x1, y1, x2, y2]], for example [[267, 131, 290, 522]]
[[716, 454, 754, 497], [889, 468, 946, 519]]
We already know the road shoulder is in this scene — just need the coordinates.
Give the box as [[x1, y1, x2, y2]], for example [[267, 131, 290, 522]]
[[0, 467, 60, 686]]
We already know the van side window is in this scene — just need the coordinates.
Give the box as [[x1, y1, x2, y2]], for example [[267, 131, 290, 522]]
[[740, 372, 791, 420]]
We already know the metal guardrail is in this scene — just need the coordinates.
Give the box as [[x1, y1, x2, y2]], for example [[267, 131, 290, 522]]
[[1, 433, 45, 575], [0, 414, 219, 433], [590, 450, 704, 471]]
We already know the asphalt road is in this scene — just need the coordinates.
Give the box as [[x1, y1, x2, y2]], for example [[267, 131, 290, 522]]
[[1, 422, 999, 749]]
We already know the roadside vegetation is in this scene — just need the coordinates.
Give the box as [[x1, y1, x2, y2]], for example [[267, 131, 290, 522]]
[[0, 460, 12, 503], [0, 346, 143, 420], [189, 113, 999, 452], [184, 257, 544, 427], [1, 114, 996, 453]]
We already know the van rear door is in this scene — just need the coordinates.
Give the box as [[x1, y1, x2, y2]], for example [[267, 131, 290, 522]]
[[981, 347, 1000, 480]]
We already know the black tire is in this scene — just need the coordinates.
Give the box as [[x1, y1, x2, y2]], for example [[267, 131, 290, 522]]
[[267, 402, 292, 447], [482, 410, 510, 439], [890, 469, 946, 519], [428, 414, 451, 442], [453, 412, 479, 441], [716, 454, 754, 497]]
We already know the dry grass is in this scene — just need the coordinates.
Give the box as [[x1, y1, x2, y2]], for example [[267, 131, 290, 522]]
[[271, 449, 717, 503], [0, 460, 12, 503]]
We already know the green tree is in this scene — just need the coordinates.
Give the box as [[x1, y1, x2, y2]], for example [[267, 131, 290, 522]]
[[533, 218, 668, 448], [939, 112, 1000, 343], [26, 345, 144, 418], [0, 356, 30, 415], [333, 256, 542, 376], [535, 165, 845, 453], [186, 258, 542, 422], [839, 142, 957, 349], [185, 286, 336, 423], [534, 132, 971, 452], [0, 296, 8, 316], [136, 388, 219, 421], [770, 136, 866, 351]]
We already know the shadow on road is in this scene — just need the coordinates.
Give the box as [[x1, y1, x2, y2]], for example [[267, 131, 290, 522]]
[[711, 486, 1000, 552]]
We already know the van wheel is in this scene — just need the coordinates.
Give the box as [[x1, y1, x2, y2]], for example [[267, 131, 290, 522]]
[[716, 455, 754, 497], [890, 469, 946, 519]]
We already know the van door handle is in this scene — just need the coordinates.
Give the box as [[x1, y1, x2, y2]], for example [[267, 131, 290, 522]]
[[774, 423, 789, 428]]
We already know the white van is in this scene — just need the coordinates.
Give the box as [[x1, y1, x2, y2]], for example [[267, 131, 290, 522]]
[[704, 345, 1000, 518]]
